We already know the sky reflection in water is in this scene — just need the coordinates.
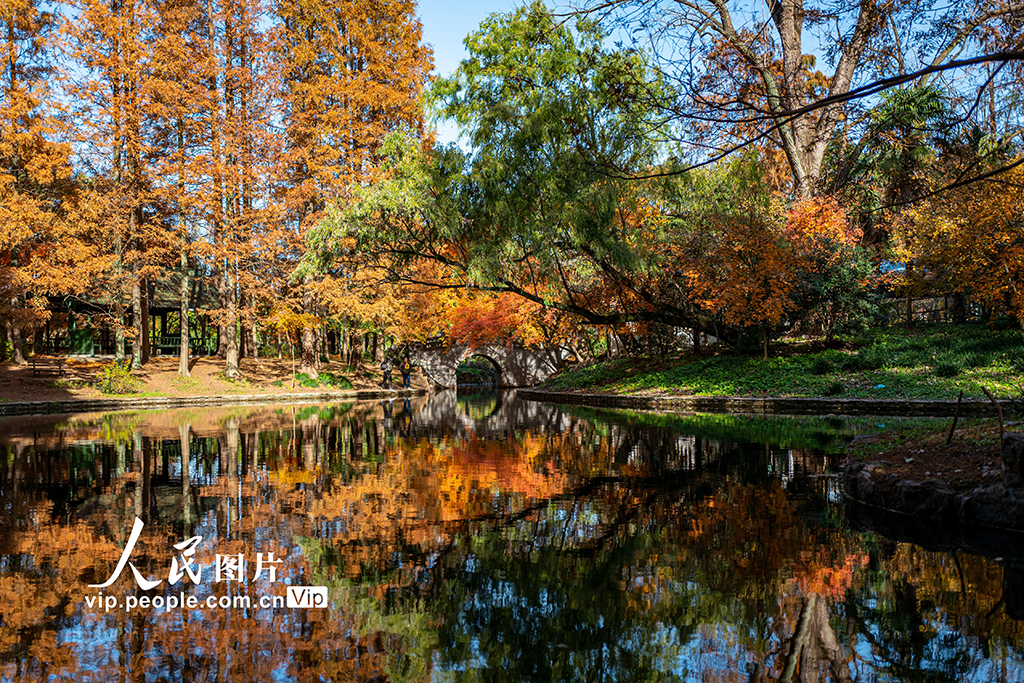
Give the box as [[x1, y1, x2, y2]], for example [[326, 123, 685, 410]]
[[0, 390, 1022, 682]]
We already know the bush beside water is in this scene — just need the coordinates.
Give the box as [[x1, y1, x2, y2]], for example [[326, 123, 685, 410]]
[[97, 363, 141, 395]]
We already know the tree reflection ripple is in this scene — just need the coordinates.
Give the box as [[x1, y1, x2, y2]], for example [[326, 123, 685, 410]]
[[0, 391, 1021, 682]]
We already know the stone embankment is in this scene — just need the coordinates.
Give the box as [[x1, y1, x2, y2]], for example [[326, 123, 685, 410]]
[[0, 389, 423, 417], [844, 433, 1024, 531], [517, 389, 1003, 417]]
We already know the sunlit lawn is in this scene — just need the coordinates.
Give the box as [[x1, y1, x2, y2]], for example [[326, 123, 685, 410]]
[[542, 323, 1024, 400]]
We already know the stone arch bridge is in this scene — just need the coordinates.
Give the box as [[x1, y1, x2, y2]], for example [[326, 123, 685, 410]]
[[405, 341, 571, 388]]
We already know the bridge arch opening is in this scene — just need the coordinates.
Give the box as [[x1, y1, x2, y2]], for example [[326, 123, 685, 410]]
[[455, 354, 502, 388]]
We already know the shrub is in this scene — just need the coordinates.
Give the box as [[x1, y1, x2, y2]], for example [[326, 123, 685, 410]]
[[318, 372, 354, 389], [295, 372, 320, 388], [97, 363, 141, 395], [824, 380, 845, 396], [961, 352, 986, 368], [292, 372, 353, 389], [933, 361, 960, 377], [809, 357, 833, 375], [852, 349, 885, 370], [1009, 352, 1024, 374]]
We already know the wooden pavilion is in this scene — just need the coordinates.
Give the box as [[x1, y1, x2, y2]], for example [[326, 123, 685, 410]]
[[34, 274, 220, 357]]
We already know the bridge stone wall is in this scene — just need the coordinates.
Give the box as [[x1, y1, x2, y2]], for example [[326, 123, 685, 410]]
[[407, 343, 569, 388]]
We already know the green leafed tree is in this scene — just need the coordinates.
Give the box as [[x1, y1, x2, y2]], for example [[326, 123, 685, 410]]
[[312, 3, 722, 337]]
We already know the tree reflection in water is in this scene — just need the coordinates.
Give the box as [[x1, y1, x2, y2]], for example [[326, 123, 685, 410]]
[[0, 391, 1021, 682]]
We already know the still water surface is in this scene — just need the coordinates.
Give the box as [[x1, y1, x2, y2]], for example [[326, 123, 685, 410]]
[[1, 390, 1022, 682]]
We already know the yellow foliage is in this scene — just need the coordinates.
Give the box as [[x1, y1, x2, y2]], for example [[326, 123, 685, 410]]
[[902, 162, 1024, 322]]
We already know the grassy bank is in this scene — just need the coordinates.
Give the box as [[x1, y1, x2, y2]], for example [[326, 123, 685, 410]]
[[542, 323, 1024, 401]]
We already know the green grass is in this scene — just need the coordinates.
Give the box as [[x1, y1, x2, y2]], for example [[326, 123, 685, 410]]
[[294, 372, 354, 390], [541, 323, 1024, 400]]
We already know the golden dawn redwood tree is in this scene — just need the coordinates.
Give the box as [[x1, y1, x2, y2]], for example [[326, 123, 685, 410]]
[[63, 0, 172, 367], [274, 0, 430, 377], [1, 0, 98, 363]]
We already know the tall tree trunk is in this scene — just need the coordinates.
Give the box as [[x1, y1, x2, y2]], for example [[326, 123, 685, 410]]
[[348, 329, 357, 366], [113, 234, 125, 362], [238, 296, 247, 359], [216, 271, 229, 358], [140, 277, 150, 364], [10, 322, 24, 365], [132, 280, 143, 369], [207, 0, 228, 360], [299, 274, 318, 377], [179, 254, 190, 376], [115, 325, 125, 362], [224, 261, 239, 378]]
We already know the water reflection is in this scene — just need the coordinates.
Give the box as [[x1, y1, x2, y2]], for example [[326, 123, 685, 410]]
[[0, 391, 1022, 682]]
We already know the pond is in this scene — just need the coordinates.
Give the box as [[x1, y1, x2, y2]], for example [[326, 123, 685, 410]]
[[1, 390, 1022, 682]]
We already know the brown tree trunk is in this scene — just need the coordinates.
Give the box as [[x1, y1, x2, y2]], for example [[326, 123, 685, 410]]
[[950, 292, 967, 323], [10, 323, 25, 365], [179, 255, 190, 376], [141, 278, 150, 364], [299, 275, 318, 378], [238, 306, 247, 360], [347, 330, 358, 367], [224, 264, 239, 378], [132, 281, 143, 369], [216, 268, 229, 358]]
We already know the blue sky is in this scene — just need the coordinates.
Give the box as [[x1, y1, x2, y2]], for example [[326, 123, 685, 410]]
[[417, 0, 528, 144]]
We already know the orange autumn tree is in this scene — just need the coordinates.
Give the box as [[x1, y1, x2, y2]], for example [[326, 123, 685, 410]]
[[900, 162, 1024, 325], [678, 162, 867, 356], [688, 209, 799, 358], [783, 196, 876, 343], [676, 162, 796, 357], [274, 0, 431, 378], [146, 0, 205, 376], [0, 0, 99, 363], [195, 0, 277, 378], [63, 0, 176, 367], [447, 293, 545, 348]]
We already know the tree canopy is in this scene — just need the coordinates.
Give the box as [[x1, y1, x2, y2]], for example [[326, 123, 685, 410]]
[[4, 0, 1024, 370]]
